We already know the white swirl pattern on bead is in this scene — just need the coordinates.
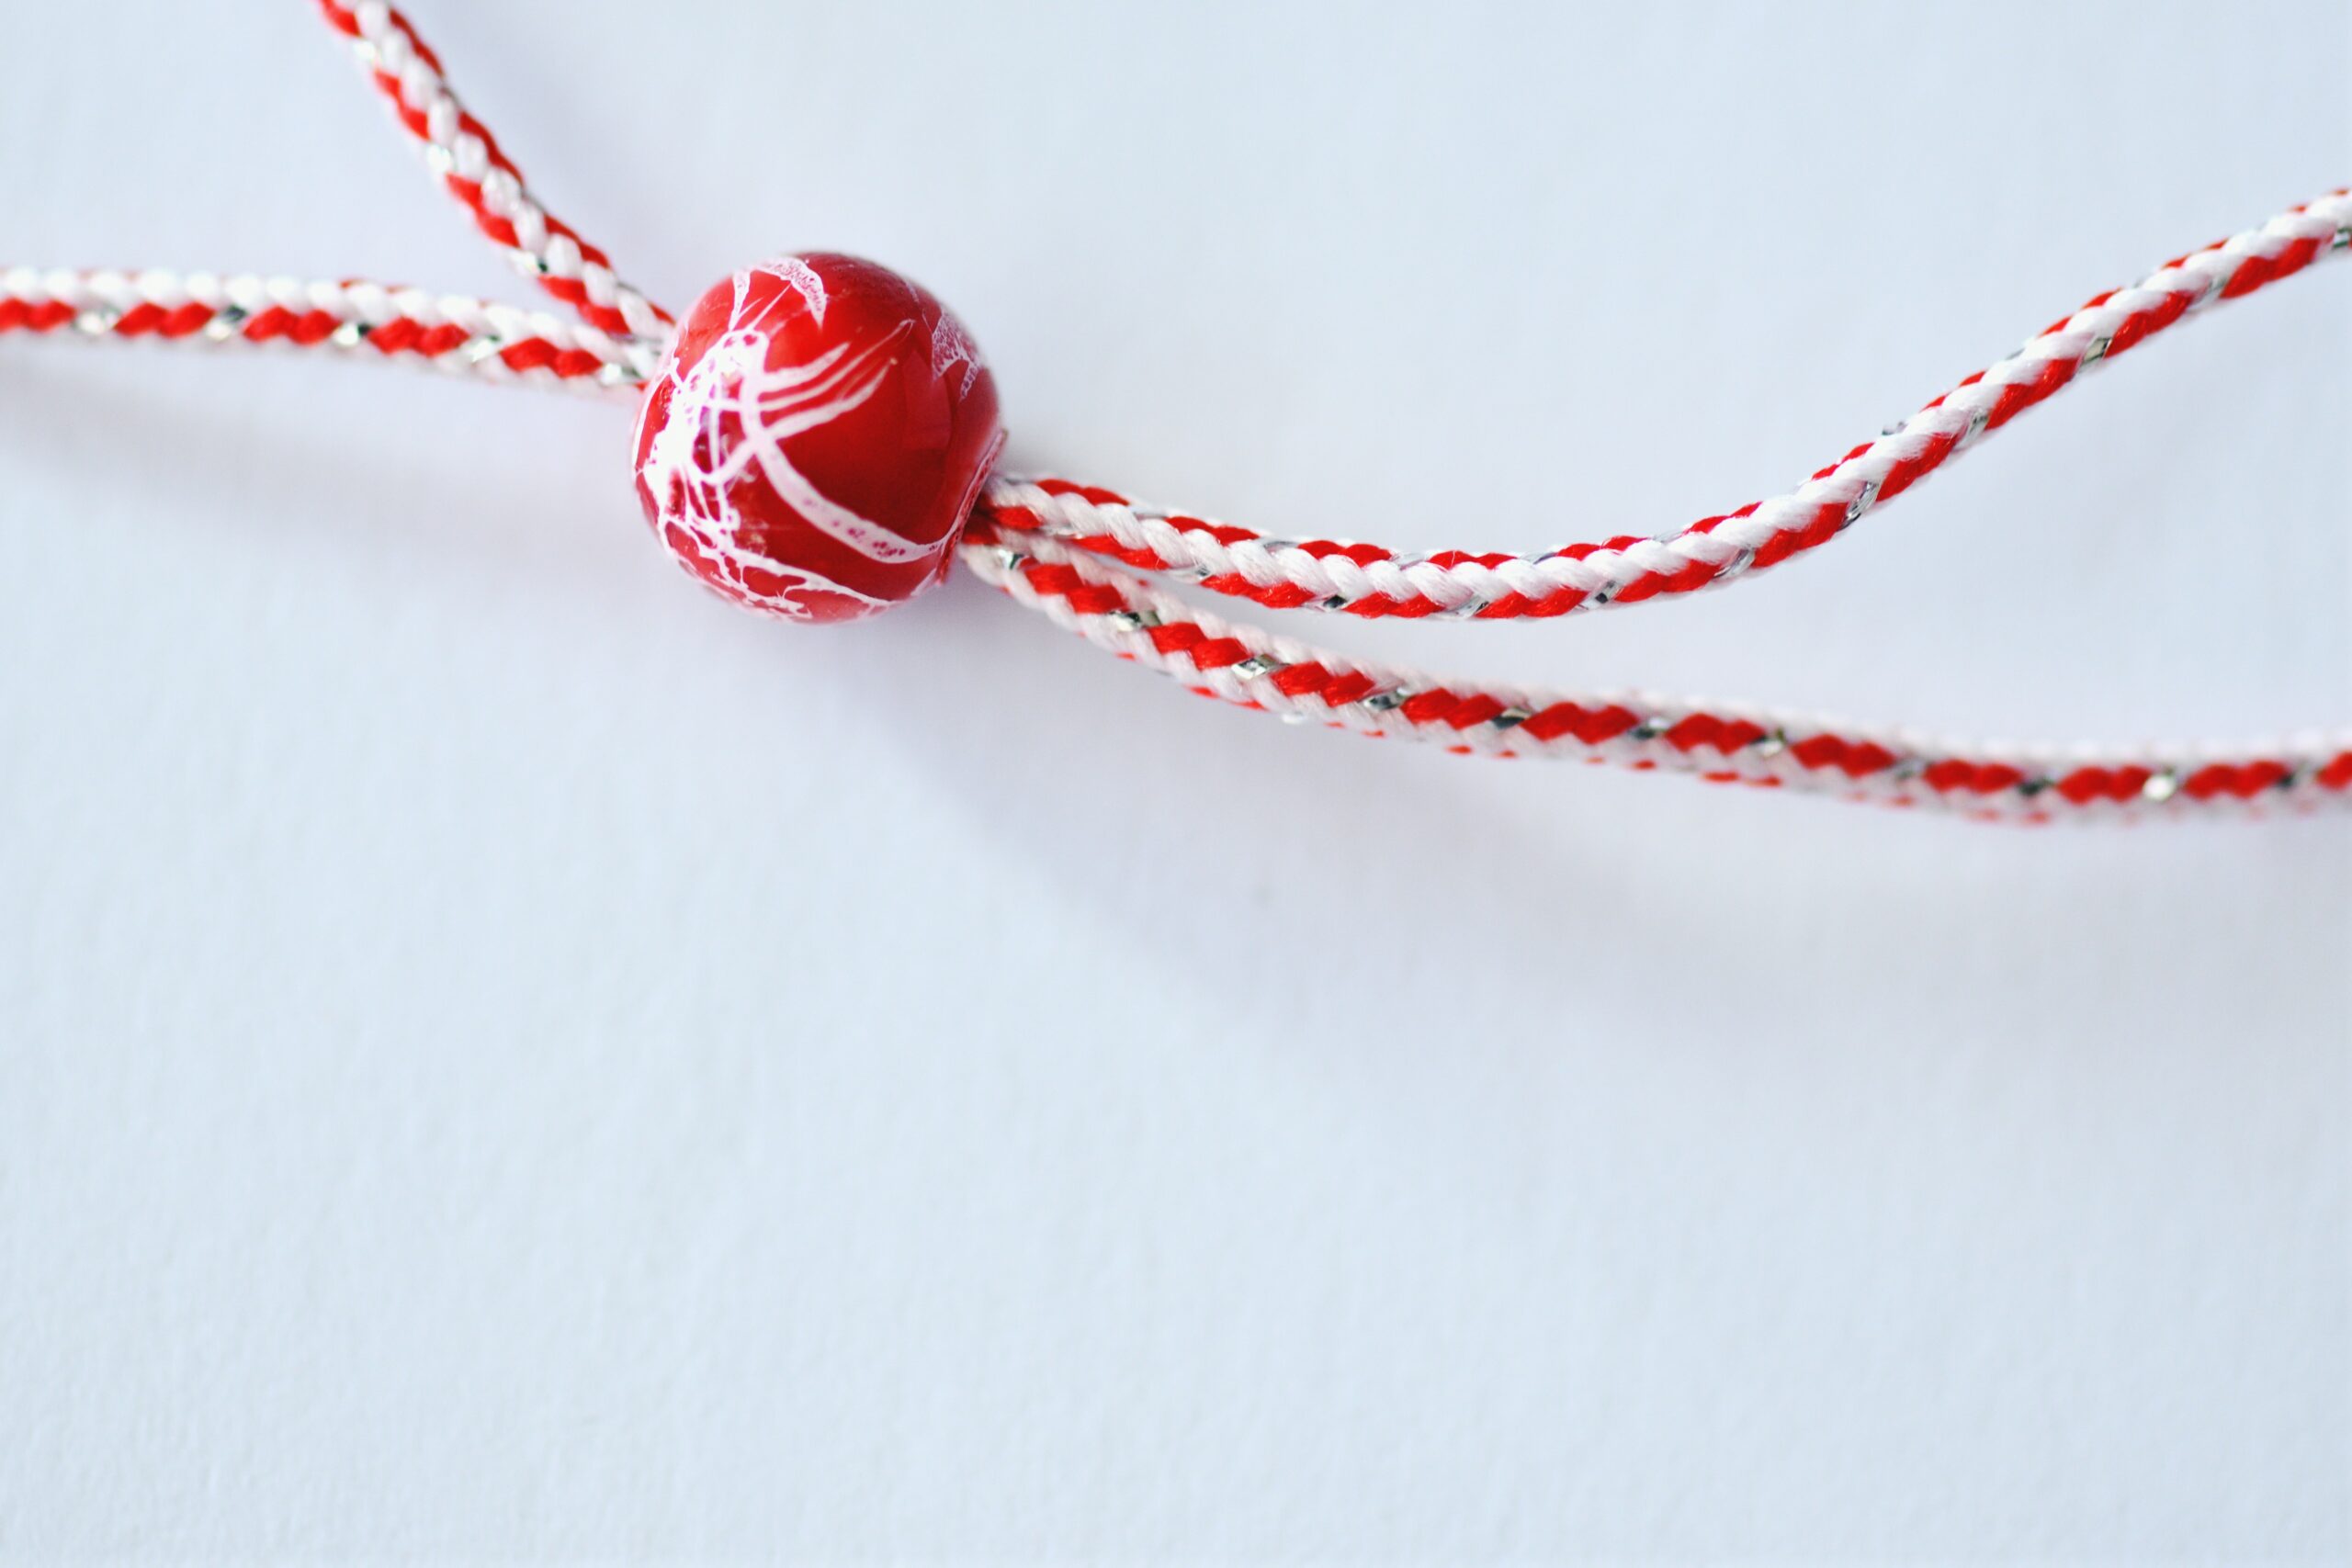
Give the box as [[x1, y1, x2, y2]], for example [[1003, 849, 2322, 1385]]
[[634, 265, 949, 618]]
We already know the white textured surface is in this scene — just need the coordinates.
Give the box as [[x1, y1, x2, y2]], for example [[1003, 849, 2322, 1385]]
[[0, 1, 2346, 1560]]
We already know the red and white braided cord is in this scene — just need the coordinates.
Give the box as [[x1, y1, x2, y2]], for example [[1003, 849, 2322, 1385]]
[[0, 267, 643, 394], [964, 526, 2352, 821], [315, 0, 673, 359], [980, 189, 2352, 622], [6, 5, 2344, 820]]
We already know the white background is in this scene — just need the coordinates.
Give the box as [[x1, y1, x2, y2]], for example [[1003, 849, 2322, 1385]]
[[1, 2, 2346, 1560]]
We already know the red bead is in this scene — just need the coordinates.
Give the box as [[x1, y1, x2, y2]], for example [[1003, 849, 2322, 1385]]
[[632, 254, 1003, 622]]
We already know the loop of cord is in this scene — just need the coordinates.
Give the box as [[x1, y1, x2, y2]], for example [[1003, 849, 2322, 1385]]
[[0, 267, 647, 394], [962, 524, 2352, 821], [316, 0, 674, 350], [978, 189, 2351, 624], [2, 4, 2339, 819]]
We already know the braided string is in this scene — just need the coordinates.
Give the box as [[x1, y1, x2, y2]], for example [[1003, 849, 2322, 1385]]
[[315, 1, 674, 353], [980, 188, 2352, 623], [0, 267, 649, 395], [964, 525, 2352, 821], [1, 6, 2338, 820]]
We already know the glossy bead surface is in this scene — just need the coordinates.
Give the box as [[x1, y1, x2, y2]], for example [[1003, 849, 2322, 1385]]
[[631, 253, 1003, 622]]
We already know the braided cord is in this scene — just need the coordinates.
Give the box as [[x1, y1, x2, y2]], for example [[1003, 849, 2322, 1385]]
[[0, 267, 647, 397], [981, 187, 2352, 624], [2, 6, 681, 392], [315, 1, 674, 351], [3, 6, 2338, 821], [966, 525, 2352, 821]]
